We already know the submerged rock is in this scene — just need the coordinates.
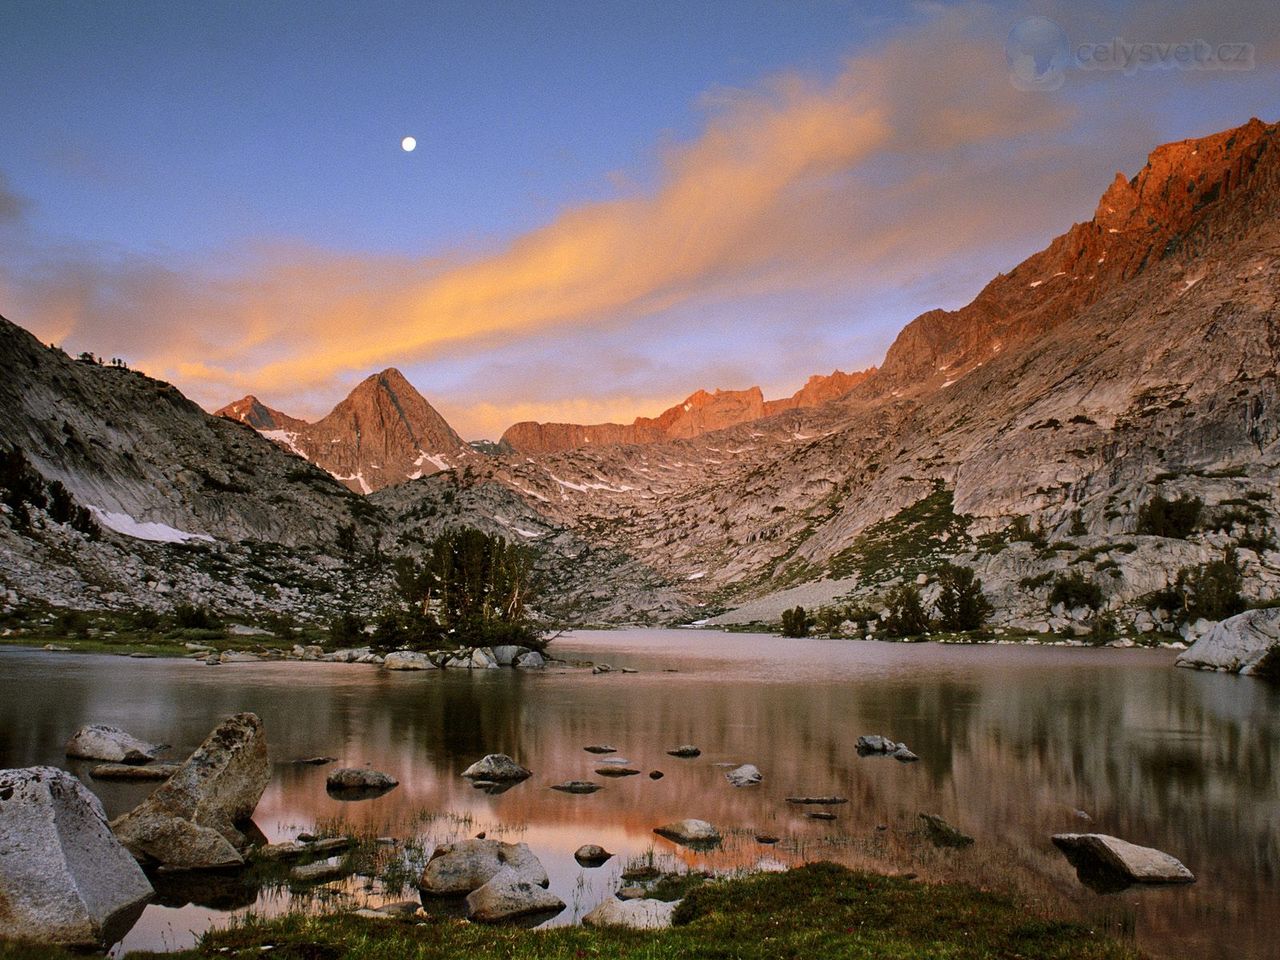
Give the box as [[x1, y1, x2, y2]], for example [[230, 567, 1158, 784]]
[[654, 819, 721, 847], [89, 762, 181, 782], [583, 897, 678, 930], [461, 754, 532, 782], [466, 866, 565, 922], [919, 813, 974, 848], [1052, 833, 1195, 892], [551, 780, 602, 794], [110, 712, 269, 870], [65, 724, 165, 764], [666, 745, 701, 758], [583, 744, 618, 754], [325, 768, 399, 799], [0, 766, 154, 947], [420, 839, 549, 895]]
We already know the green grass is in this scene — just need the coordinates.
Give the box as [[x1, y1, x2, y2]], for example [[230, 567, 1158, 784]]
[[0, 863, 1141, 960]]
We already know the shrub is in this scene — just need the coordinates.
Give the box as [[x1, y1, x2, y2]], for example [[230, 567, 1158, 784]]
[[1136, 494, 1202, 538], [1048, 572, 1104, 611], [780, 606, 810, 638], [329, 613, 365, 646], [934, 564, 992, 631], [172, 603, 222, 630], [883, 585, 930, 638], [1177, 553, 1245, 622]]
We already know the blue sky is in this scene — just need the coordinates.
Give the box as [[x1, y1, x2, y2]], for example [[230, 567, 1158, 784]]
[[1, 1, 1276, 437]]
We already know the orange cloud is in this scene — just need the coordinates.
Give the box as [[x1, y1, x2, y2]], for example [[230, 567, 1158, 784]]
[[7, 5, 1119, 434]]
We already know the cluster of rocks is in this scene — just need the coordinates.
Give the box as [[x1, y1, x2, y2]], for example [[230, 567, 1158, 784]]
[[1175, 606, 1280, 675], [384, 644, 546, 670]]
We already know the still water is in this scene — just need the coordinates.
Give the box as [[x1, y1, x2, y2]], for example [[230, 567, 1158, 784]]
[[1, 631, 1277, 959]]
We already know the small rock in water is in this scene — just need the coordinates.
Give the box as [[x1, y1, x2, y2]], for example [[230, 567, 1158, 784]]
[[293, 756, 338, 766], [755, 834, 781, 844], [573, 844, 613, 866], [598, 756, 633, 765], [551, 780, 602, 794], [595, 767, 640, 778], [591, 664, 612, 674], [653, 819, 721, 847], [725, 764, 762, 787], [856, 734, 918, 762], [325, 768, 399, 798], [649, 770, 664, 780], [666, 745, 701, 758], [1052, 833, 1195, 893], [65, 724, 165, 764], [461, 754, 532, 782], [620, 667, 639, 674], [785, 796, 848, 805], [919, 813, 974, 849], [806, 812, 837, 821], [583, 745, 618, 754], [291, 860, 349, 884]]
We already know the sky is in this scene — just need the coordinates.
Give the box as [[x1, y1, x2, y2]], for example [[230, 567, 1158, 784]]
[[1, 1, 1277, 439]]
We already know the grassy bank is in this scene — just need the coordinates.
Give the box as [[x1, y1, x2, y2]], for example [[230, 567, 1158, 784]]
[[1, 863, 1140, 960]]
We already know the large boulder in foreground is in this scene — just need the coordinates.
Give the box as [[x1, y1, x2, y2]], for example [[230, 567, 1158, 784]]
[[65, 724, 165, 763], [419, 838, 549, 895], [1176, 607, 1280, 675], [583, 896, 678, 930], [1052, 833, 1195, 892], [0, 766, 153, 946], [465, 866, 565, 922], [461, 754, 532, 782], [110, 713, 269, 870]]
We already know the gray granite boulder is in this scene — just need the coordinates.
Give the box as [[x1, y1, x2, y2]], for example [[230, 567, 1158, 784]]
[[465, 866, 565, 922], [1176, 607, 1280, 675], [419, 838, 549, 895], [0, 766, 153, 946], [109, 713, 269, 870], [654, 819, 721, 846]]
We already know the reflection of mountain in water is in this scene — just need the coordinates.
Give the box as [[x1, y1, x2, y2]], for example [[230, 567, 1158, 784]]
[[1, 635, 1278, 959]]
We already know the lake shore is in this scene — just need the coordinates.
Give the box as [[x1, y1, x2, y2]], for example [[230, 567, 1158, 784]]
[[0, 862, 1140, 960]]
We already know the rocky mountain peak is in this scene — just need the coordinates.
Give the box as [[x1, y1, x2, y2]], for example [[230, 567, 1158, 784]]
[[217, 368, 469, 493], [215, 396, 299, 432], [875, 117, 1279, 393]]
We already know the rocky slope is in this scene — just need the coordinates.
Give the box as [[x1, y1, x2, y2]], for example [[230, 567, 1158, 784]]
[[218, 368, 471, 493], [378, 117, 1280, 629], [499, 369, 871, 455]]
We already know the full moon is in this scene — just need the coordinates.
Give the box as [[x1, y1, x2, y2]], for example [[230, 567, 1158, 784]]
[[401, 136, 416, 152]]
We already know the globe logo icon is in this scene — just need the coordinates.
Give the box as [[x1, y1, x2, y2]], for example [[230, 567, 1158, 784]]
[[1006, 17, 1070, 91]]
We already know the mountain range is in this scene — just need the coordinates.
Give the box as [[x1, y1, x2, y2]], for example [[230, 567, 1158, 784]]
[[1, 117, 1277, 629]]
